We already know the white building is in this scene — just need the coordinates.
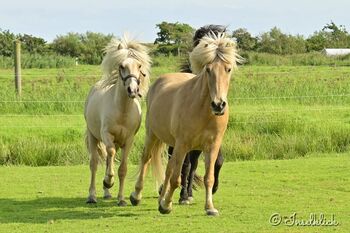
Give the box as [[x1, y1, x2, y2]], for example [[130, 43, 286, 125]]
[[323, 48, 350, 56]]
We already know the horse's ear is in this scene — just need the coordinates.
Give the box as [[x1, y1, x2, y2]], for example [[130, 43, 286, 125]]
[[118, 44, 124, 50]]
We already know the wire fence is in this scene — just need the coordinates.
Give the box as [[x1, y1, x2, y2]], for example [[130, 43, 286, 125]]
[[0, 93, 349, 103], [0, 105, 348, 128]]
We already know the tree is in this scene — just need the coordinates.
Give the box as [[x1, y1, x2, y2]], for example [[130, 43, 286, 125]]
[[257, 27, 306, 54], [50, 32, 113, 64], [306, 21, 350, 51], [80, 32, 113, 64], [18, 34, 47, 54], [232, 28, 257, 51], [0, 29, 16, 56], [51, 33, 83, 58], [154, 22, 194, 56]]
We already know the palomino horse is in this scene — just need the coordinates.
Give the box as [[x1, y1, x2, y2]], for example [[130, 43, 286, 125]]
[[130, 33, 239, 215], [84, 36, 151, 206], [168, 25, 226, 205]]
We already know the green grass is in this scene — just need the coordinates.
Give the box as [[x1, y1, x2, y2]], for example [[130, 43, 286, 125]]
[[0, 54, 76, 69], [1, 60, 350, 165], [241, 52, 350, 66], [0, 155, 349, 232]]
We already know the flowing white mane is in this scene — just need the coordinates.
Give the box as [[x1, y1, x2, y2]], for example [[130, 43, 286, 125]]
[[98, 36, 151, 97], [189, 33, 241, 74]]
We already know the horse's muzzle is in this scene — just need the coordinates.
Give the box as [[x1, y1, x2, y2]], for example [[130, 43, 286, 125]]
[[211, 101, 226, 116], [127, 87, 139, 99]]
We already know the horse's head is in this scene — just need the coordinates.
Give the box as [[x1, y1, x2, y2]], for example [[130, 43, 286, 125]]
[[190, 33, 239, 116], [119, 57, 146, 99], [100, 36, 151, 98], [205, 60, 233, 115]]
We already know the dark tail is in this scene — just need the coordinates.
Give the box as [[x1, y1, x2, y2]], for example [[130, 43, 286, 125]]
[[192, 173, 204, 190]]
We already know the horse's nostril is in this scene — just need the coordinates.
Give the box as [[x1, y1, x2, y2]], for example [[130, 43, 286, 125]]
[[127, 87, 131, 93], [211, 101, 226, 112], [221, 101, 226, 108]]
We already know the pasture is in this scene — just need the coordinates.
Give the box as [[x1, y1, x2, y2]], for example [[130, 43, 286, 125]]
[[0, 156, 349, 232], [1, 56, 350, 165], [0, 56, 349, 232]]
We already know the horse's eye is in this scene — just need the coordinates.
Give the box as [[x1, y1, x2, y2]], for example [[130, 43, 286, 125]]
[[139, 65, 142, 69], [227, 68, 231, 73], [206, 67, 210, 73]]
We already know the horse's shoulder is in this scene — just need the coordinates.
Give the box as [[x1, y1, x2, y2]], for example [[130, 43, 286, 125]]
[[160, 72, 195, 80]]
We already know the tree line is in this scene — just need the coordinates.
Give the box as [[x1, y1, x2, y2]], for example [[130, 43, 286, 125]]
[[1, 21, 350, 65]]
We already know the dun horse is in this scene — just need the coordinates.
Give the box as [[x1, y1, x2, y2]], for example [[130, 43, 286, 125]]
[[85, 36, 151, 206], [130, 32, 240, 215], [168, 25, 226, 205]]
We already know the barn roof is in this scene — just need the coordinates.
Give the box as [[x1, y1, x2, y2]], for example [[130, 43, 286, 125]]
[[323, 48, 350, 56]]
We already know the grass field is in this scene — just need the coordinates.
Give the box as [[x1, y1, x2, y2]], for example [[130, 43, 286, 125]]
[[0, 155, 349, 233], [1, 56, 350, 165]]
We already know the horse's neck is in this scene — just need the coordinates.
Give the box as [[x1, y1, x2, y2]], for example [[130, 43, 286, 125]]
[[112, 81, 134, 113]]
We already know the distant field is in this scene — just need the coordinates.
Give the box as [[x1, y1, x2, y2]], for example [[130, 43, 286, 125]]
[[0, 156, 349, 232], [1, 56, 350, 165]]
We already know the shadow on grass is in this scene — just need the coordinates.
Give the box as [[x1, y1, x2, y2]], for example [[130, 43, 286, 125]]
[[0, 197, 144, 224]]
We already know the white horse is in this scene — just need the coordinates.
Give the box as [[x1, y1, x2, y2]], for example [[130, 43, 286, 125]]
[[84, 36, 151, 206]]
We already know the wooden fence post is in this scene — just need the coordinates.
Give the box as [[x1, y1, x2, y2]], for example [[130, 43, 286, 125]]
[[14, 40, 22, 97]]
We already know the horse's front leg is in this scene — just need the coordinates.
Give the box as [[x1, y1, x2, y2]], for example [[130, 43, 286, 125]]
[[102, 132, 116, 190], [204, 144, 221, 216], [117, 138, 133, 206]]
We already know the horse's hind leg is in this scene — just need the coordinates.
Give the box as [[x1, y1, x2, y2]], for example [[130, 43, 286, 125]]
[[101, 132, 117, 190], [212, 148, 224, 194], [169, 146, 191, 205], [116, 138, 133, 206], [187, 150, 201, 202], [179, 154, 191, 205], [86, 130, 99, 204], [159, 142, 187, 214], [130, 132, 160, 206]]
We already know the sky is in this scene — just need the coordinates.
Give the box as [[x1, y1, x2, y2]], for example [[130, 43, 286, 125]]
[[1, 0, 350, 43]]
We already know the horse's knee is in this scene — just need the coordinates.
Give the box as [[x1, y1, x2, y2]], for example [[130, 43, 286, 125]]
[[106, 147, 116, 156], [204, 173, 215, 187], [170, 175, 181, 189], [89, 154, 99, 168], [118, 164, 127, 178]]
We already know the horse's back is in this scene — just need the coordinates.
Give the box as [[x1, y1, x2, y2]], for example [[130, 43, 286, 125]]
[[148, 73, 195, 104]]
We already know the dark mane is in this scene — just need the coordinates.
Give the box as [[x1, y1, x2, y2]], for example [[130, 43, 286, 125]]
[[180, 24, 227, 73], [193, 25, 227, 47]]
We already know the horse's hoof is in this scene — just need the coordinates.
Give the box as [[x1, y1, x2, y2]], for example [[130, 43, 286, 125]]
[[158, 204, 172, 214], [103, 180, 114, 189], [86, 196, 97, 204], [103, 194, 112, 199], [188, 196, 194, 204], [158, 199, 172, 214], [179, 198, 190, 205], [118, 200, 128, 207], [129, 193, 141, 206], [206, 208, 219, 216]]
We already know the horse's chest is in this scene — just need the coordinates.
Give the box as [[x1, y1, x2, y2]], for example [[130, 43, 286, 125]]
[[111, 117, 140, 144]]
